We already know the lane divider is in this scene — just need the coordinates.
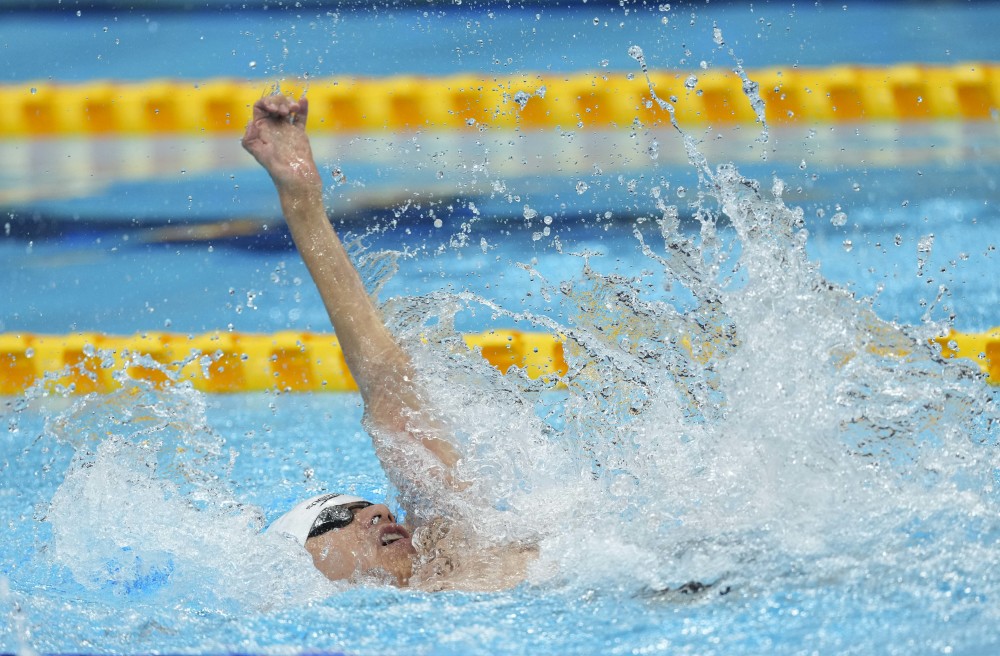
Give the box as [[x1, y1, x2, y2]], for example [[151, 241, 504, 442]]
[[1, 63, 997, 137], [933, 329, 1000, 383], [0, 331, 567, 395], [0, 329, 993, 396]]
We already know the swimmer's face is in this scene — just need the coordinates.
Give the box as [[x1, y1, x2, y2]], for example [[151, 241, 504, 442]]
[[304, 503, 416, 586]]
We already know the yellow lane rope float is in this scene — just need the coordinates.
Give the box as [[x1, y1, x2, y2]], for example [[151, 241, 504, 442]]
[[0, 329, 993, 396], [0, 331, 567, 396], [0, 63, 997, 137]]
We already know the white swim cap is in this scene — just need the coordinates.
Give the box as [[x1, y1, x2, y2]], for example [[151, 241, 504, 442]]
[[268, 492, 368, 546]]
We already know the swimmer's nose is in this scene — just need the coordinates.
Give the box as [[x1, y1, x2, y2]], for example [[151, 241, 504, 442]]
[[358, 503, 396, 527]]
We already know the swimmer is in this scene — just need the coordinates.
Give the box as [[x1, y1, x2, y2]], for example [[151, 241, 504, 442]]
[[242, 94, 535, 590]]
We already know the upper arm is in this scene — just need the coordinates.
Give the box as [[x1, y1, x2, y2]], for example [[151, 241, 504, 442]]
[[362, 360, 462, 471]]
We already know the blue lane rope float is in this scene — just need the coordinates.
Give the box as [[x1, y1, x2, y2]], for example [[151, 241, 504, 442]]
[[0, 63, 997, 137], [0, 329, 993, 395]]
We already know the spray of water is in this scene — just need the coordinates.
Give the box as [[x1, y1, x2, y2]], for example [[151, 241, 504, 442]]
[[375, 153, 997, 594], [4, 362, 337, 618]]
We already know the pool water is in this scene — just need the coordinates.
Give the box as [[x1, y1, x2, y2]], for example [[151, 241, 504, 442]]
[[3, 2, 1000, 655]]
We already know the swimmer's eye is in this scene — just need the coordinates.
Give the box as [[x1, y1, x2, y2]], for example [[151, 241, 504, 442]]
[[307, 501, 372, 539]]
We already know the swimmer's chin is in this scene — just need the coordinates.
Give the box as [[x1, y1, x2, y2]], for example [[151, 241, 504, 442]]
[[349, 566, 412, 588]]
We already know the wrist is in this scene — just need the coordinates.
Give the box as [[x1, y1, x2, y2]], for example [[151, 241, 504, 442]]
[[276, 177, 325, 216], [274, 171, 324, 199]]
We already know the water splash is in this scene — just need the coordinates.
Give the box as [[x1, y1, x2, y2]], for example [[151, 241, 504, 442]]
[[375, 153, 998, 597], [5, 364, 334, 619]]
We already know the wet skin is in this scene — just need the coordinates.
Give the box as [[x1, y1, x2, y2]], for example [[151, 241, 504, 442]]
[[304, 503, 417, 586]]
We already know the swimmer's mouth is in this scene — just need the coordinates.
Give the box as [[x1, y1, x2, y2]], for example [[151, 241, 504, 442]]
[[378, 523, 411, 547]]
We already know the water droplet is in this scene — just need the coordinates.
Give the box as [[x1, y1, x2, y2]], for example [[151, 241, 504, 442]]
[[576, 181, 589, 195], [712, 25, 725, 46], [523, 205, 538, 220], [842, 239, 853, 252], [543, 215, 553, 225], [627, 45, 644, 62], [676, 186, 687, 198], [29, 88, 36, 95], [25, 348, 35, 358], [249, 61, 257, 70], [917, 234, 935, 253], [647, 140, 659, 160], [466, 118, 476, 126], [851, 182, 861, 192], [658, 3, 670, 10], [513, 91, 530, 110], [700, 60, 708, 70], [76, 9, 82, 16], [894, 234, 903, 246], [901, 199, 909, 207], [799, 160, 807, 170], [599, 59, 609, 68], [831, 212, 848, 227], [436, 170, 444, 180], [916, 96, 923, 104], [593, 17, 600, 25], [433, 218, 443, 228], [684, 75, 698, 90]]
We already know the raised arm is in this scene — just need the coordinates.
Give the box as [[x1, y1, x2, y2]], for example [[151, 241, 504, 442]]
[[242, 94, 458, 469]]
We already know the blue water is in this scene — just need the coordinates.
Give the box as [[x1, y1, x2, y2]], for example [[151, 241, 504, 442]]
[[3, 2, 1000, 655], [3, 169, 1000, 334], [4, 386, 996, 655], [4, 3, 999, 82]]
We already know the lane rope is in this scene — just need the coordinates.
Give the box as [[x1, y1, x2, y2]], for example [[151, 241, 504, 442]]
[[0, 329, 992, 395], [1, 63, 997, 136], [0, 331, 567, 395]]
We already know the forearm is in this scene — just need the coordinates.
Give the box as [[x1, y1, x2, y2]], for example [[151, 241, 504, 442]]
[[278, 185, 459, 468], [277, 184, 409, 397], [242, 93, 460, 470]]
